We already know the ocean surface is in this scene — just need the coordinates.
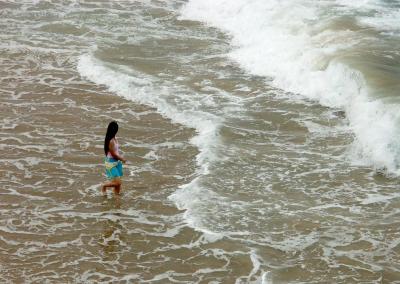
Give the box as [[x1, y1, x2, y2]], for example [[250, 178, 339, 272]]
[[1, 0, 400, 283]]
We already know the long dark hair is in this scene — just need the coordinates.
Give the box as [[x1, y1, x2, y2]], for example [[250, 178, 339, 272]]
[[104, 121, 118, 155]]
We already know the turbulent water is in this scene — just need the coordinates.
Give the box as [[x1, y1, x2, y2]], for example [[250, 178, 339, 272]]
[[1, 0, 400, 283]]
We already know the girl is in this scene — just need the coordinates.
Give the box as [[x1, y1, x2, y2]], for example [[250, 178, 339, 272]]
[[102, 121, 127, 195]]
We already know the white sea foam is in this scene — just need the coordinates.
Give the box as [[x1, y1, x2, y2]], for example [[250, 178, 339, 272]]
[[335, 0, 400, 33], [180, 0, 400, 174], [78, 54, 221, 167], [77, 54, 224, 232]]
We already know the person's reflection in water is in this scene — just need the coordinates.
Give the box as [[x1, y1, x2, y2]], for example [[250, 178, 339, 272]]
[[99, 196, 124, 259]]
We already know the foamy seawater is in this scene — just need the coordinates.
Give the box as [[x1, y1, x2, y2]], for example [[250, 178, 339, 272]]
[[1, 1, 400, 283]]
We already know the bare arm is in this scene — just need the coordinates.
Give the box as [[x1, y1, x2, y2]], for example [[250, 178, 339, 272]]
[[109, 139, 126, 163]]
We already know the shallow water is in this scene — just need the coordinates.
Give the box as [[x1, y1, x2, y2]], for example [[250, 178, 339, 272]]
[[1, 1, 400, 283]]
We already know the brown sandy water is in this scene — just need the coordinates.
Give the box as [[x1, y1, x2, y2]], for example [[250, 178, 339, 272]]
[[1, 1, 400, 283], [0, 41, 257, 283]]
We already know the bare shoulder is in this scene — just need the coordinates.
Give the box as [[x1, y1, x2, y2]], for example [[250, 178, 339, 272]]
[[109, 138, 116, 149]]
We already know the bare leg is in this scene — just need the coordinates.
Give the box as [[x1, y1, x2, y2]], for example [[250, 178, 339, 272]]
[[113, 184, 121, 195], [113, 180, 122, 195], [102, 179, 120, 195]]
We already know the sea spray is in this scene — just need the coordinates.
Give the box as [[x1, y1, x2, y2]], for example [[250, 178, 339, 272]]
[[180, 0, 400, 174]]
